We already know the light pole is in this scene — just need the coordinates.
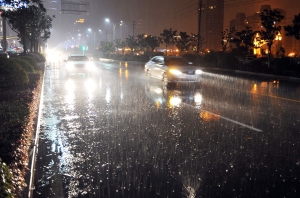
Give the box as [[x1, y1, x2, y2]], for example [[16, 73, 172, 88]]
[[275, 32, 282, 58], [119, 21, 125, 41], [88, 28, 96, 51], [105, 18, 116, 42]]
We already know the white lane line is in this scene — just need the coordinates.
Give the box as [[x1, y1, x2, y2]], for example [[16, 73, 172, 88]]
[[204, 110, 263, 132], [186, 104, 263, 132]]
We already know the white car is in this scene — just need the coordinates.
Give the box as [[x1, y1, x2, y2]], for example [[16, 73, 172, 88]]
[[145, 56, 202, 86], [64, 54, 95, 76]]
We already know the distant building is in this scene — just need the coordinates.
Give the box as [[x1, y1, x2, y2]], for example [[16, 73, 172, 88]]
[[200, 0, 224, 52], [230, 13, 246, 32], [229, 5, 300, 57]]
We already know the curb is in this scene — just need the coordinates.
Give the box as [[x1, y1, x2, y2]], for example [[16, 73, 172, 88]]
[[27, 67, 45, 198]]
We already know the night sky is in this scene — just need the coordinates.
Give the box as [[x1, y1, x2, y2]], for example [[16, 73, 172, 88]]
[[46, 0, 300, 49]]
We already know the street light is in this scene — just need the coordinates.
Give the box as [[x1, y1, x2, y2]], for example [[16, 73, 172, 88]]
[[87, 28, 96, 51], [275, 32, 282, 57], [105, 18, 116, 42], [98, 29, 104, 42]]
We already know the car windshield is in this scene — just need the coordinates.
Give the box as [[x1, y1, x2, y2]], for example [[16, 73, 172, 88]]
[[68, 56, 89, 61], [164, 57, 189, 66]]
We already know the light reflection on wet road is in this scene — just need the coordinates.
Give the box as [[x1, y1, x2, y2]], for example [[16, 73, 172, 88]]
[[32, 60, 300, 197]]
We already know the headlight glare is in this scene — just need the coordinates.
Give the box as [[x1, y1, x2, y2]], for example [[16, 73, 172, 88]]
[[169, 69, 182, 75], [195, 69, 202, 74]]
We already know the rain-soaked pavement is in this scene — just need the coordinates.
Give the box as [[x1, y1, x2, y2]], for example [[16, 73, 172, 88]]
[[31, 58, 300, 198]]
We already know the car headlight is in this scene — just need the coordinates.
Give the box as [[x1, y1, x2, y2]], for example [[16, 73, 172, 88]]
[[169, 69, 182, 75], [195, 69, 202, 74]]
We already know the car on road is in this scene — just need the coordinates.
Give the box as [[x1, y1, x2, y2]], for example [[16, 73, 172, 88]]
[[144, 55, 202, 86], [64, 54, 95, 76]]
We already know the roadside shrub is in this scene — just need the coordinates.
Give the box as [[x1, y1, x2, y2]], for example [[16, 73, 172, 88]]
[[0, 158, 14, 198], [271, 57, 300, 76], [17, 56, 39, 71], [218, 53, 239, 70], [28, 52, 46, 62], [0, 100, 29, 162], [202, 51, 219, 67], [244, 59, 269, 73], [0, 57, 29, 89], [11, 58, 34, 73]]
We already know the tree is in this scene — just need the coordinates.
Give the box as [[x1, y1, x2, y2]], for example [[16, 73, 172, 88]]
[[284, 13, 300, 40], [125, 35, 138, 55], [1, 0, 45, 11], [2, 7, 31, 54], [221, 28, 236, 52], [234, 26, 255, 55], [1, 4, 53, 54], [260, 9, 284, 67], [99, 41, 114, 57], [160, 28, 177, 56], [114, 39, 126, 55], [174, 32, 191, 55], [144, 35, 161, 56], [136, 34, 147, 52], [190, 33, 204, 54], [27, 5, 54, 52]]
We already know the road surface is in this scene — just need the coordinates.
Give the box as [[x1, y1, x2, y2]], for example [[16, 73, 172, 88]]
[[31, 58, 300, 198]]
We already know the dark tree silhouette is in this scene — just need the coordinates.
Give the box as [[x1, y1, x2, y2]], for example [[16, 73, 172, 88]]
[[284, 13, 300, 40], [260, 9, 284, 67], [144, 35, 162, 56], [160, 28, 177, 56], [174, 32, 191, 55]]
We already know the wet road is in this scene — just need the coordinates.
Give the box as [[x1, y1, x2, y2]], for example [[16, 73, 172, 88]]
[[32, 59, 300, 198]]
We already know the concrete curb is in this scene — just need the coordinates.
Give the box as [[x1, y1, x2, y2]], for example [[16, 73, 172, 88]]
[[27, 67, 46, 198]]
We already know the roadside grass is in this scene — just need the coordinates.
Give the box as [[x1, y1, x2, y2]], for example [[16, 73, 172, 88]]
[[0, 54, 44, 197]]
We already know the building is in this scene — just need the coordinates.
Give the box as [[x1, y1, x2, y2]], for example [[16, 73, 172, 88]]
[[200, 0, 224, 52], [229, 5, 300, 57], [230, 13, 246, 32]]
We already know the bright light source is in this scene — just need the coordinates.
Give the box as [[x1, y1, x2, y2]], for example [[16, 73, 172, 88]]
[[195, 70, 202, 74], [169, 69, 182, 75]]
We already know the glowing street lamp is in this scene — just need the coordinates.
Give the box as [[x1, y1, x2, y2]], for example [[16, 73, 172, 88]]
[[87, 28, 96, 50], [105, 18, 116, 42]]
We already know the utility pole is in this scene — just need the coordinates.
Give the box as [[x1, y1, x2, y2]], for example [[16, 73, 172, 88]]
[[196, 0, 203, 65]]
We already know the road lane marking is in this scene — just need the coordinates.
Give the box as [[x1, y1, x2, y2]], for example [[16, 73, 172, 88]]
[[186, 104, 263, 132], [203, 110, 263, 132]]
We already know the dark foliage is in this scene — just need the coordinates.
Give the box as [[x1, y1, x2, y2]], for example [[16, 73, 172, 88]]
[[11, 58, 35, 73], [0, 158, 14, 198], [17, 56, 39, 71], [0, 57, 29, 89], [0, 70, 42, 197], [218, 53, 240, 70]]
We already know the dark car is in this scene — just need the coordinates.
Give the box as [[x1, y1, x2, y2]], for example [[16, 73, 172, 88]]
[[144, 56, 202, 86], [64, 54, 95, 76]]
